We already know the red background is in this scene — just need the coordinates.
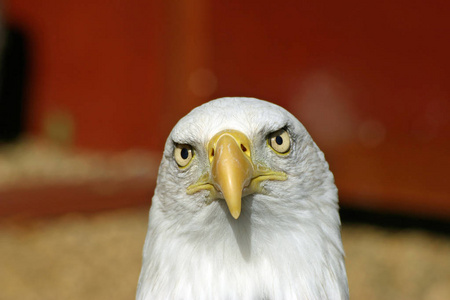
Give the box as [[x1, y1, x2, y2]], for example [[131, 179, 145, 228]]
[[4, 0, 450, 218]]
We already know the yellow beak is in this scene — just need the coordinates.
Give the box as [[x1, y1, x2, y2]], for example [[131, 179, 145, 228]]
[[186, 130, 287, 219], [210, 131, 253, 219]]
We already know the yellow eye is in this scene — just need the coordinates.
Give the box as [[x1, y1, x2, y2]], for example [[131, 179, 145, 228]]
[[268, 129, 291, 154], [174, 144, 193, 167]]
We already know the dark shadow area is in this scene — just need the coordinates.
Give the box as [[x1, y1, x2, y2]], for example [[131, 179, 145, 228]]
[[222, 198, 253, 261], [340, 205, 450, 236], [0, 25, 29, 142]]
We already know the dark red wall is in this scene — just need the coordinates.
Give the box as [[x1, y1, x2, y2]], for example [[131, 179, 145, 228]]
[[5, 0, 450, 217], [6, 0, 167, 150]]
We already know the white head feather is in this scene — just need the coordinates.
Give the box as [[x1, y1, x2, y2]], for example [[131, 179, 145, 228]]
[[137, 97, 348, 300]]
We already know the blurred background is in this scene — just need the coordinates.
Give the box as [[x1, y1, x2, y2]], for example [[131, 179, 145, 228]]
[[0, 0, 449, 299]]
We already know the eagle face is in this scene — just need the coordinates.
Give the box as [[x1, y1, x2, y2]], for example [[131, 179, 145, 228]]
[[137, 97, 349, 300]]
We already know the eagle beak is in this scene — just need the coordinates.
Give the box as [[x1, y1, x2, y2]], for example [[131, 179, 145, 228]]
[[209, 131, 253, 219], [186, 130, 287, 220]]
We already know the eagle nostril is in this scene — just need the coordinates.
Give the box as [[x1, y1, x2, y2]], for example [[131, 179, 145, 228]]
[[241, 144, 247, 152]]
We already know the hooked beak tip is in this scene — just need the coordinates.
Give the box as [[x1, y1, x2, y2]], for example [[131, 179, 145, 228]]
[[230, 208, 241, 219]]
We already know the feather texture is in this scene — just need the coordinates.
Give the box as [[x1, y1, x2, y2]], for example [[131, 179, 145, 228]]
[[137, 97, 348, 300]]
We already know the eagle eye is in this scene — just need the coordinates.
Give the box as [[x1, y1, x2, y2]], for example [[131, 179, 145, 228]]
[[268, 129, 291, 154], [174, 144, 193, 167]]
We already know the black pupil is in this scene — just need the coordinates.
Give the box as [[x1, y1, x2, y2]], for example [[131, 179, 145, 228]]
[[180, 147, 189, 159], [275, 135, 283, 145]]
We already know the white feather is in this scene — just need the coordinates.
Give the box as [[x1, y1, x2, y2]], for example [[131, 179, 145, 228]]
[[137, 97, 349, 300]]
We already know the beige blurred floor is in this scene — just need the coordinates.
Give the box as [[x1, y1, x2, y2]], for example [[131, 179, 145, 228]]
[[0, 208, 449, 300], [0, 140, 449, 299]]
